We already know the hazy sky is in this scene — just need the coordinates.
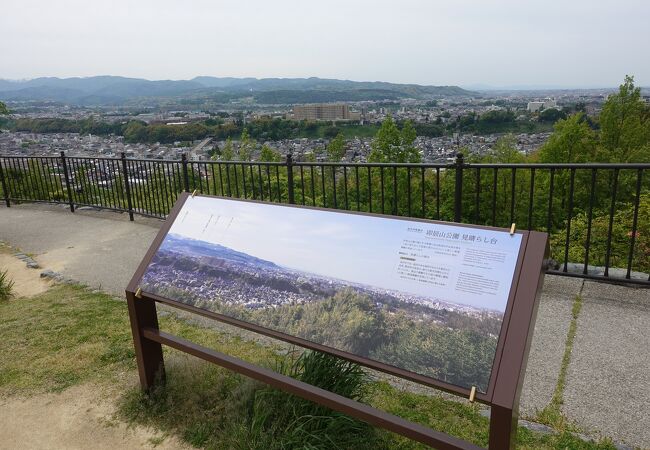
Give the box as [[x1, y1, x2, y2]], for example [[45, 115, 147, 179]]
[[2, 0, 648, 87], [157, 196, 522, 311]]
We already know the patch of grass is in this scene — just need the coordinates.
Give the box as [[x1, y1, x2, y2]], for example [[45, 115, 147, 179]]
[[535, 295, 583, 430], [147, 435, 167, 447], [120, 350, 378, 450], [0, 284, 618, 449], [0, 284, 136, 393], [0, 269, 15, 301], [0, 284, 275, 395], [373, 383, 616, 450]]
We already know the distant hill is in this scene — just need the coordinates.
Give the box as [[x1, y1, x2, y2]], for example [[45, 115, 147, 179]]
[[0, 75, 474, 105], [161, 233, 280, 271]]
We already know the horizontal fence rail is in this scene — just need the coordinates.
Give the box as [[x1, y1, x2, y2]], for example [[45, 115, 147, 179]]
[[1, 152, 649, 286]]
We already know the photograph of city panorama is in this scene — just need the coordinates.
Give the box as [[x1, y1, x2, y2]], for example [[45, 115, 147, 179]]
[[140, 196, 523, 392]]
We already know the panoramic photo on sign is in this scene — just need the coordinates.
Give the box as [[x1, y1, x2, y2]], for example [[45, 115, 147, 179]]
[[139, 196, 523, 392]]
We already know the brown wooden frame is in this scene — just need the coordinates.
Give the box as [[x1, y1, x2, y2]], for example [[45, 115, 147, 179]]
[[126, 192, 548, 449]]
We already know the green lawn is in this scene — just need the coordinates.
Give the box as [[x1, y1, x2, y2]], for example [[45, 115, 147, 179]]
[[0, 284, 618, 449]]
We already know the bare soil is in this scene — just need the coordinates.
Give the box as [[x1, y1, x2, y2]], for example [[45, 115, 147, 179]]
[[0, 253, 50, 298], [0, 250, 187, 449], [0, 383, 187, 450]]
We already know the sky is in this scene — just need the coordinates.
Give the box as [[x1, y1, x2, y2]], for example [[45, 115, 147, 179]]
[[156, 196, 522, 311], [1, 0, 648, 88]]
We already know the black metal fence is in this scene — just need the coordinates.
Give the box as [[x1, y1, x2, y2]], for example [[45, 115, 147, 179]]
[[1, 152, 649, 286]]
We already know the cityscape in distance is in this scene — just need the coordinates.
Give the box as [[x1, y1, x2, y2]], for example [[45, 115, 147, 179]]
[[1, 74, 647, 164]]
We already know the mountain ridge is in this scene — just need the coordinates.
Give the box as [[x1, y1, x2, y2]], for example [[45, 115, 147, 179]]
[[0, 75, 474, 105]]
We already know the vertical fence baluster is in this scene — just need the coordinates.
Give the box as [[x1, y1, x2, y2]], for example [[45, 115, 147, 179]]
[[330, 166, 336, 208], [626, 169, 643, 279], [527, 169, 535, 230], [310, 166, 316, 207], [343, 166, 349, 210], [436, 168, 440, 220], [510, 168, 516, 225], [320, 165, 326, 207], [120, 153, 134, 221], [0, 158, 10, 207], [420, 167, 425, 218], [604, 169, 619, 277], [392, 166, 397, 215], [407, 167, 412, 217], [286, 154, 295, 204], [475, 168, 481, 224], [275, 165, 281, 202], [257, 164, 264, 200], [368, 166, 373, 213], [547, 169, 555, 233], [562, 168, 576, 272], [300, 165, 306, 205], [380, 167, 385, 214], [181, 154, 190, 192], [60, 152, 75, 213], [492, 168, 498, 226], [454, 154, 464, 223], [583, 169, 597, 274]]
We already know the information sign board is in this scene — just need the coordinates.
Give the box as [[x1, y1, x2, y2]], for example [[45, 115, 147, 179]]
[[138, 195, 522, 393], [126, 192, 548, 449]]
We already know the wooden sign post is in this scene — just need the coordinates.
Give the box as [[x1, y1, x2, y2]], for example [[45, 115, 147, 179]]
[[126, 192, 548, 449]]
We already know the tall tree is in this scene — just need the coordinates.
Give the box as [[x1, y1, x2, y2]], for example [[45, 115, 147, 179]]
[[537, 113, 598, 163], [0, 101, 9, 115], [599, 75, 650, 162], [237, 129, 254, 161], [220, 137, 235, 161], [326, 133, 346, 162], [369, 117, 420, 163], [259, 144, 282, 162]]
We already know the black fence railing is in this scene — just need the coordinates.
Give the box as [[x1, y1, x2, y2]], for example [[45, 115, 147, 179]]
[[1, 152, 649, 286]]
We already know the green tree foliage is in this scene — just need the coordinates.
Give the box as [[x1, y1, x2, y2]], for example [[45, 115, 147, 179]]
[[237, 129, 254, 161], [0, 101, 9, 115], [326, 133, 346, 162], [553, 193, 650, 272], [369, 116, 420, 163], [538, 108, 567, 123], [220, 138, 235, 161], [537, 114, 599, 163], [599, 75, 650, 162], [259, 145, 282, 162]]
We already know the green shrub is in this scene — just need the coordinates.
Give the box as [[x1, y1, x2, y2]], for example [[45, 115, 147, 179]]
[[0, 269, 15, 300]]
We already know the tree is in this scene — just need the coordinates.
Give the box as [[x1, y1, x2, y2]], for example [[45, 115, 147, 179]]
[[599, 75, 650, 162], [123, 121, 148, 143], [538, 108, 567, 123], [259, 144, 282, 162], [537, 113, 598, 163], [237, 129, 254, 161], [489, 134, 526, 163], [220, 137, 235, 161], [326, 133, 346, 162], [0, 101, 9, 115], [323, 126, 340, 138], [368, 117, 420, 163]]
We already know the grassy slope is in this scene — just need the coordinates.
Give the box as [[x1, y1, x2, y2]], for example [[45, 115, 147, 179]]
[[0, 284, 617, 449]]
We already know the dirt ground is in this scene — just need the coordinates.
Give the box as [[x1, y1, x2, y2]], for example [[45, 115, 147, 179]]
[[0, 384, 187, 450], [0, 253, 50, 298], [0, 250, 187, 450]]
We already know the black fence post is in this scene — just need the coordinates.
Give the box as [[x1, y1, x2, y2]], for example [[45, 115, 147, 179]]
[[181, 153, 190, 193], [0, 158, 10, 207], [286, 153, 295, 204], [454, 153, 464, 223], [121, 152, 134, 221], [60, 151, 75, 213]]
